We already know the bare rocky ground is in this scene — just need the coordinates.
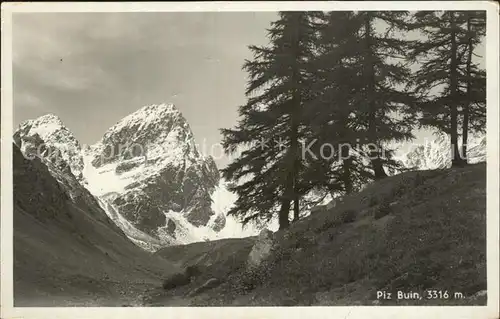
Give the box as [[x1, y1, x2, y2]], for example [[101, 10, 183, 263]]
[[12, 141, 487, 307]]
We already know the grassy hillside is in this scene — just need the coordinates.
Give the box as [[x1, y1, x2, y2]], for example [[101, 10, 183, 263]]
[[141, 237, 255, 305], [144, 163, 487, 306], [156, 237, 256, 271]]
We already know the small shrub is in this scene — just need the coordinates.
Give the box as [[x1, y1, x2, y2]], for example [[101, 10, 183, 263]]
[[330, 252, 373, 285], [186, 265, 202, 278], [414, 172, 424, 187], [162, 273, 190, 290], [374, 201, 392, 220], [235, 261, 275, 293], [238, 269, 260, 291], [162, 265, 202, 290], [340, 209, 357, 224], [391, 182, 406, 198], [293, 235, 315, 249], [328, 232, 336, 242], [318, 219, 340, 232], [369, 196, 379, 207], [412, 184, 438, 202]]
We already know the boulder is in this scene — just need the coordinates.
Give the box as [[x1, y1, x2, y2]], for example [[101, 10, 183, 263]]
[[209, 213, 227, 232], [326, 199, 338, 210], [162, 272, 190, 290], [166, 218, 177, 236], [247, 229, 274, 269], [185, 264, 202, 278], [162, 265, 201, 290]]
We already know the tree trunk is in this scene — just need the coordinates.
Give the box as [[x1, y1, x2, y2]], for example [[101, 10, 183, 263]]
[[278, 197, 290, 230], [370, 142, 388, 179], [288, 14, 302, 224], [289, 110, 300, 223], [462, 14, 473, 165], [450, 12, 465, 167], [293, 195, 300, 222], [364, 14, 388, 179], [343, 160, 353, 194], [341, 143, 353, 194]]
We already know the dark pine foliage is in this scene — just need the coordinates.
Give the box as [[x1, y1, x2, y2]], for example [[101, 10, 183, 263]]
[[305, 11, 416, 194], [220, 12, 319, 229], [460, 11, 486, 162], [407, 11, 486, 167], [220, 10, 485, 230]]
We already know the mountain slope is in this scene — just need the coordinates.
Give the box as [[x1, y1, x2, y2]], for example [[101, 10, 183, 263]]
[[85, 103, 220, 237], [14, 114, 85, 181], [13, 143, 180, 306], [13, 119, 164, 252], [140, 163, 487, 306], [14, 104, 231, 250]]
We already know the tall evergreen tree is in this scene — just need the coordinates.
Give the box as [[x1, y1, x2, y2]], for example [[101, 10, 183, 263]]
[[460, 11, 486, 162], [221, 12, 318, 229], [304, 11, 371, 196], [357, 11, 416, 179], [408, 11, 485, 167], [305, 10, 415, 200]]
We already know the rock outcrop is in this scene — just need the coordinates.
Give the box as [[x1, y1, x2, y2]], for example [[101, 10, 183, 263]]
[[14, 114, 85, 181], [85, 104, 220, 237], [247, 229, 275, 269]]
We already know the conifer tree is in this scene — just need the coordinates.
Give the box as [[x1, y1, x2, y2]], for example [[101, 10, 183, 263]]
[[357, 11, 416, 179], [304, 11, 368, 195], [408, 11, 485, 167], [460, 11, 486, 162], [305, 10, 415, 199], [220, 12, 319, 229]]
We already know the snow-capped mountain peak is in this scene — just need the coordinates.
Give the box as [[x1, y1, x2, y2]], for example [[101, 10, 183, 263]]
[[107, 103, 181, 131], [14, 113, 85, 181], [396, 132, 486, 170], [16, 113, 66, 141], [91, 103, 203, 169], [80, 103, 222, 243], [14, 104, 230, 250]]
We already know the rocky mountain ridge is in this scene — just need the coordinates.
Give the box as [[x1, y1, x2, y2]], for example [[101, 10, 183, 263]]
[[396, 132, 486, 171], [14, 108, 487, 250], [14, 103, 227, 250], [84, 103, 223, 236]]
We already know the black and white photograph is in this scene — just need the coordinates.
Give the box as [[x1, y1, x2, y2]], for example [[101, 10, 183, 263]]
[[1, 2, 499, 318]]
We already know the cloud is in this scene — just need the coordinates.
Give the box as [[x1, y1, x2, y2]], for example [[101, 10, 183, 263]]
[[12, 12, 276, 168], [15, 92, 44, 111]]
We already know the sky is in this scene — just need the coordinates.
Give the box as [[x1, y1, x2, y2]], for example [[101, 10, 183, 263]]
[[12, 12, 485, 168], [13, 12, 278, 168]]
